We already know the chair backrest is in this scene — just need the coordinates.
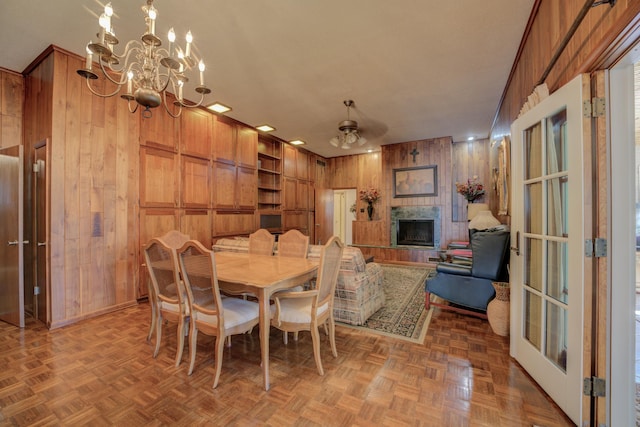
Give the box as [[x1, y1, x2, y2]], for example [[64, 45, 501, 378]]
[[177, 240, 224, 327], [314, 236, 345, 309], [277, 229, 309, 258], [144, 237, 185, 308], [469, 229, 510, 280], [249, 229, 275, 255]]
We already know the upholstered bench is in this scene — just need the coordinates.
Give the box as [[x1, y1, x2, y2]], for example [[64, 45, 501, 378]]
[[212, 237, 385, 325]]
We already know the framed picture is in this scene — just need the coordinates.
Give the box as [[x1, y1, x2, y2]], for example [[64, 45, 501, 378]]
[[393, 165, 438, 198]]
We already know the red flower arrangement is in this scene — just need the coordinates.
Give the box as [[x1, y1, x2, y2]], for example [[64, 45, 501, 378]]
[[456, 176, 485, 202], [359, 187, 381, 204]]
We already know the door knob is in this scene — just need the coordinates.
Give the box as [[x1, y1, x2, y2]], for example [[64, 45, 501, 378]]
[[37, 242, 47, 247], [7, 240, 18, 246]]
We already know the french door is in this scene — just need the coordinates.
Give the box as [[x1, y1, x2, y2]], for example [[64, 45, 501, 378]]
[[510, 74, 591, 424]]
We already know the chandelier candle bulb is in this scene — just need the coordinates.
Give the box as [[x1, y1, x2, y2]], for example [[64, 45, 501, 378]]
[[199, 61, 205, 86], [167, 28, 175, 56], [185, 31, 193, 58], [85, 44, 93, 70], [148, 8, 156, 36], [126, 72, 133, 94]]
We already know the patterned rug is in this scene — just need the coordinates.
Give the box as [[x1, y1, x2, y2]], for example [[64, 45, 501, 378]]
[[337, 264, 434, 344]]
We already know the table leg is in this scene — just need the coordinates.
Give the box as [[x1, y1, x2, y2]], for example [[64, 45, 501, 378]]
[[258, 288, 270, 390]]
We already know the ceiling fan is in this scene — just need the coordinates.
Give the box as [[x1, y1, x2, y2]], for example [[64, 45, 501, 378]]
[[329, 100, 367, 149]]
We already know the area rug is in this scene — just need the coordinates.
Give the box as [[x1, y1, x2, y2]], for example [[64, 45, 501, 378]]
[[337, 264, 434, 344]]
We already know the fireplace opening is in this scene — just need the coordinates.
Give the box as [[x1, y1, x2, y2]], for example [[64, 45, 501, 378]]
[[396, 219, 434, 247]]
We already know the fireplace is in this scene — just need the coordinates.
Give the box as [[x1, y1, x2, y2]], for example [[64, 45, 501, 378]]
[[396, 219, 434, 246], [390, 206, 441, 248]]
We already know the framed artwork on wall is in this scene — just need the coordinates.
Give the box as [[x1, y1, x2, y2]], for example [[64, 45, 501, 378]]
[[393, 165, 438, 198]]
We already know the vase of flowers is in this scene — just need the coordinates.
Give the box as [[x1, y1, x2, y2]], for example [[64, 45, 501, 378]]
[[359, 187, 380, 221], [455, 176, 485, 203]]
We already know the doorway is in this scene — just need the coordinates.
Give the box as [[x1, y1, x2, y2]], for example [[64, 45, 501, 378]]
[[333, 189, 356, 245]]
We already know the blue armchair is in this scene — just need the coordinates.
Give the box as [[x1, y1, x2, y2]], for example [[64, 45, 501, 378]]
[[425, 228, 510, 318]]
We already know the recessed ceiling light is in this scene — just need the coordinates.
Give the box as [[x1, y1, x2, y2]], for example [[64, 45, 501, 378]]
[[289, 140, 306, 146], [206, 102, 232, 113], [256, 124, 275, 132], [467, 136, 475, 141]]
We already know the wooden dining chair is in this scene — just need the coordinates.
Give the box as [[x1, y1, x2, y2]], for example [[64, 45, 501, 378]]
[[177, 240, 260, 388], [248, 228, 275, 256], [144, 230, 191, 367], [277, 229, 309, 258], [276, 229, 311, 343], [270, 236, 344, 375]]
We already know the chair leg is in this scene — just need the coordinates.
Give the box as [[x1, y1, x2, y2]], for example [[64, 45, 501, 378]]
[[153, 313, 163, 358], [328, 319, 337, 358], [425, 291, 431, 310], [175, 317, 186, 368], [226, 336, 232, 347], [147, 301, 156, 342], [310, 325, 324, 376], [187, 323, 198, 376], [212, 333, 225, 389], [283, 331, 288, 344]]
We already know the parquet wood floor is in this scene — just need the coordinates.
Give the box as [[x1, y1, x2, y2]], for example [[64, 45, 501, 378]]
[[0, 303, 574, 426]]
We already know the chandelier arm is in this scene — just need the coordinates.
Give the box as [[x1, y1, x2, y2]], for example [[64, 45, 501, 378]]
[[97, 57, 129, 87], [126, 99, 139, 114], [84, 77, 123, 98], [105, 40, 145, 74], [161, 90, 183, 119]]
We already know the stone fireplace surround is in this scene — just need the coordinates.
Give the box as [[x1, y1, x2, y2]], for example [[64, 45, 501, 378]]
[[390, 206, 441, 249]]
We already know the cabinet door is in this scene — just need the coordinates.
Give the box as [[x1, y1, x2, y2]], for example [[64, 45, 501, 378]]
[[283, 144, 297, 178], [237, 166, 257, 210], [296, 180, 309, 210], [296, 149, 309, 180], [213, 211, 256, 236], [181, 108, 212, 159], [213, 116, 235, 164], [180, 209, 212, 247], [236, 126, 258, 169], [283, 176, 297, 210], [140, 147, 178, 208], [181, 156, 210, 208], [212, 162, 237, 209], [139, 103, 177, 151]]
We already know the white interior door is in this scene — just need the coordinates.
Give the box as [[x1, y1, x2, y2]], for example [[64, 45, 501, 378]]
[[510, 74, 589, 424]]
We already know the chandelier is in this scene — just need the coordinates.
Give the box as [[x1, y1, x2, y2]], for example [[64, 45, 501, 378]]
[[329, 100, 367, 149], [76, 0, 210, 118]]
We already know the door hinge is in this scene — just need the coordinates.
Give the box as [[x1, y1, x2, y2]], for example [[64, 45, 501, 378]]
[[34, 286, 40, 296], [583, 376, 606, 397], [583, 97, 606, 118], [585, 238, 607, 257]]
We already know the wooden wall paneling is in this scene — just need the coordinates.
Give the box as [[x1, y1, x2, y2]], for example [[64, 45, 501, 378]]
[[213, 210, 256, 236], [180, 107, 212, 159], [140, 146, 178, 208], [0, 70, 24, 149], [352, 221, 387, 246], [236, 125, 258, 169], [296, 180, 309, 210], [212, 115, 235, 164], [180, 209, 212, 247], [283, 211, 308, 233], [181, 155, 211, 208]]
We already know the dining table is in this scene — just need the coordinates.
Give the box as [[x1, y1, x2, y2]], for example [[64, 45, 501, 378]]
[[212, 251, 318, 390]]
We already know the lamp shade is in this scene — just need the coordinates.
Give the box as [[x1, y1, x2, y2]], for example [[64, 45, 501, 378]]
[[468, 210, 501, 230], [467, 203, 489, 220]]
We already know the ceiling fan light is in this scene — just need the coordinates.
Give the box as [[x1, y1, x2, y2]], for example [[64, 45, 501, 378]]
[[329, 136, 340, 147], [357, 136, 367, 146]]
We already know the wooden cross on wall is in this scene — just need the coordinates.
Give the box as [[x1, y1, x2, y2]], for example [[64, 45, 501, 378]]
[[410, 147, 420, 163]]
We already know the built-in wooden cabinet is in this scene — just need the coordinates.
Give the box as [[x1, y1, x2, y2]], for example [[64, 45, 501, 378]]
[[180, 209, 212, 247], [181, 156, 210, 208], [283, 143, 297, 178], [181, 108, 212, 159], [213, 162, 256, 210], [283, 211, 308, 233], [140, 146, 179, 208], [139, 100, 178, 151], [213, 115, 258, 168], [139, 208, 180, 297], [213, 210, 256, 236], [236, 126, 258, 169]]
